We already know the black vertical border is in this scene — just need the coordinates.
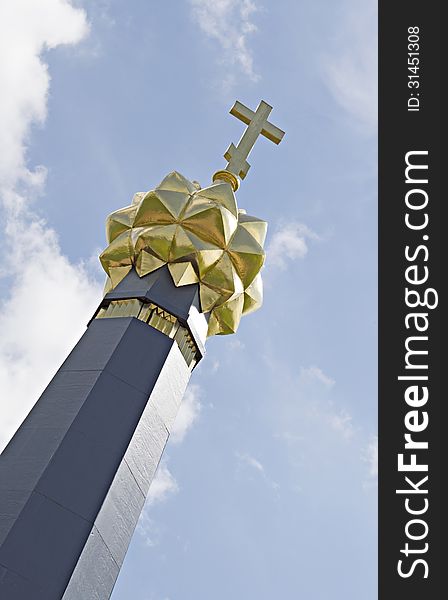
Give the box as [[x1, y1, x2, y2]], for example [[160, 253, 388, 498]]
[[379, 2, 445, 598]]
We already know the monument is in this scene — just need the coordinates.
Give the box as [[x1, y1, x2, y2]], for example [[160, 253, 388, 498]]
[[0, 100, 284, 599]]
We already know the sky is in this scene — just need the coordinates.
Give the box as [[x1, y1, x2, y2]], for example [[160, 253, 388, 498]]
[[0, 1, 377, 599]]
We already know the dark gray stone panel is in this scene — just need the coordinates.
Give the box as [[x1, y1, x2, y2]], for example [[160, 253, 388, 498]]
[[33, 370, 153, 522], [65, 370, 149, 454], [60, 317, 132, 372], [104, 266, 201, 321], [35, 427, 121, 523], [61, 526, 119, 600], [61, 317, 174, 395], [0, 426, 65, 494], [0, 371, 102, 494], [95, 460, 145, 567], [22, 369, 102, 431], [0, 564, 45, 599], [104, 318, 174, 394], [0, 491, 92, 599], [0, 490, 29, 547]]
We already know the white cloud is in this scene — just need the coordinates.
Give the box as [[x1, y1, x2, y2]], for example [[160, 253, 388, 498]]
[[299, 366, 355, 441], [0, 0, 89, 193], [137, 463, 179, 546], [0, 1, 102, 451], [266, 222, 319, 270], [264, 357, 361, 450], [297, 365, 354, 441], [190, 0, 259, 82], [299, 365, 335, 389], [328, 409, 354, 441], [363, 435, 378, 480], [322, 0, 377, 133], [226, 338, 245, 351], [236, 451, 265, 473], [146, 463, 179, 506], [170, 383, 202, 444], [235, 451, 279, 490]]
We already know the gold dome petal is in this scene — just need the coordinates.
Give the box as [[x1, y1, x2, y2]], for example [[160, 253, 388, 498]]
[[196, 248, 224, 278], [242, 273, 263, 315], [155, 189, 191, 220], [195, 181, 238, 217], [182, 204, 237, 247], [131, 192, 145, 205], [133, 224, 177, 262], [133, 190, 178, 227], [180, 229, 224, 275], [169, 226, 197, 262], [237, 213, 268, 246], [207, 295, 244, 336], [182, 229, 222, 252], [109, 265, 133, 288], [228, 225, 265, 287], [156, 171, 198, 194], [103, 276, 113, 295], [201, 253, 243, 299], [135, 250, 166, 276], [199, 284, 223, 313], [106, 205, 137, 243], [99, 230, 133, 275], [168, 262, 199, 286]]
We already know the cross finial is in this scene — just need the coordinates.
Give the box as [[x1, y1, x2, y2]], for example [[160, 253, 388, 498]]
[[213, 100, 285, 191]]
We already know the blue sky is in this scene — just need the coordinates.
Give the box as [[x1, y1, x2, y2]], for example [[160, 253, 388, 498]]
[[0, 1, 377, 599]]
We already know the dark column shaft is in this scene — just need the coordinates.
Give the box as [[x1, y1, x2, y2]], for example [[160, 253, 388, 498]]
[[0, 267, 206, 599]]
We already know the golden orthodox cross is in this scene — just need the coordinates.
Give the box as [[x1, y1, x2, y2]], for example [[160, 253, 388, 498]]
[[213, 100, 285, 191]]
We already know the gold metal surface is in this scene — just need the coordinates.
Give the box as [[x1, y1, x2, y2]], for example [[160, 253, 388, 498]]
[[212, 100, 285, 187], [212, 170, 239, 192], [100, 171, 267, 336], [96, 299, 143, 319], [99, 100, 284, 336]]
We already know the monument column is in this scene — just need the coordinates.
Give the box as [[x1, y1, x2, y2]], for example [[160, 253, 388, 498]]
[[0, 266, 206, 599], [0, 100, 284, 599]]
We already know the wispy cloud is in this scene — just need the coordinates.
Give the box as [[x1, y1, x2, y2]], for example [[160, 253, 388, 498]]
[[226, 338, 245, 351], [236, 451, 264, 473], [362, 436, 378, 489], [328, 409, 354, 441], [235, 451, 279, 491], [322, 0, 377, 133], [170, 383, 202, 444], [137, 463, 179, 547], [266, 222, 319, 270], [0, 1, 101, 451], [367, 437, 378, 477], [146, 463, 179, 507], [190, 0, 260, 83], [297, 368, 354, 439], [264, 357, 361, 448], [299, 365, 335, 389]]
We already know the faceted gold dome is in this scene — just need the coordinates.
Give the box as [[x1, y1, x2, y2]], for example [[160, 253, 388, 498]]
[[99, 171, 267, 336]]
